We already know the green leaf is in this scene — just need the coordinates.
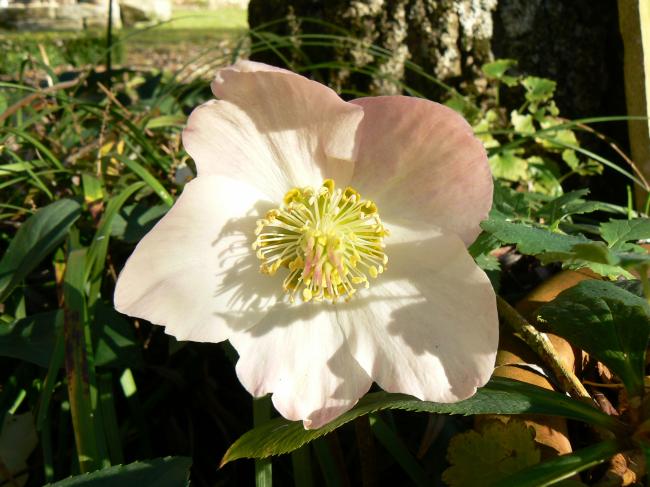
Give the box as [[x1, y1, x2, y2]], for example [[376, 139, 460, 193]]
[[511, 111, 535, 135], [86, 181, 146, 309], [44, 457, 192, 486], [537, 189, 590, 226], [144, 114, 186, 130], [538, 121, 578, 151], [491, 183, 538, 220], [114, 155, 173, 207], [64, 247, 101, 473], [82, 174, 104, 205], [221, 377, 627, 464], [0, 304, 140, 369], [0, 198, 81, 302], [94, 301, 142, 368], [527, 158, 562, 196], [489, 150, 529, 181], [562, 149, 580, 170], [537, 242, 632, 279], [443, 419, 540, 487], [0, 311, 62, 367], [493, 440, 622, 487], [110, 202, 168, 243], [480, 219, 589, 256], [482, 59, 517, 80], [538, 280, 650, 397], [522, 77, 556, 104], [600, 218, 650, 251]]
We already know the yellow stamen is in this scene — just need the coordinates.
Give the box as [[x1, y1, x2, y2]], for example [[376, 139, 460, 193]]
[[253, 180, 388, 303]]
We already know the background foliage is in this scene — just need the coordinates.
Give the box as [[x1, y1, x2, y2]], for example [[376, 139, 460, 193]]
[[1, 4, 650, 487]]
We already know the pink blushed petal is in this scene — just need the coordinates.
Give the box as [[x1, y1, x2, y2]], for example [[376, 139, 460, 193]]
[[230, 306, 372, 429], [114, 175, 282, 342], [349, 96, 493, 245], [212, 61, 362, 164], [182, 61, 364, 200], [336, 223, 498, 402]]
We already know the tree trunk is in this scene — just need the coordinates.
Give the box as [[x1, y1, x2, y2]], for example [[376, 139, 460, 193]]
[[248, 0, 623, 121], [248, 0, 497, 99]]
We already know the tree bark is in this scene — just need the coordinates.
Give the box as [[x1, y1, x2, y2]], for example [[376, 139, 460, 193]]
[[248, 0, 497, 99], [248, 0, 624, 121]]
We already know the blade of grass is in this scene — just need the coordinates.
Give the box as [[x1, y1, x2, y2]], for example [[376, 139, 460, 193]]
[[35, 312, 64, 431], [368, 415, 429, 487], [63, 247, 100, 473], [290, 446, 313, 487], [98, 372, 124, 465], [85, 181, 145, 308], [312, 438, 343, 487], [114, 153, 173, 207], [0, 127, 64, 170]]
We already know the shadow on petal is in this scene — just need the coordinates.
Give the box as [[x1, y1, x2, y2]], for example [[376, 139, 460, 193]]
[[209, 200, 285, 333]]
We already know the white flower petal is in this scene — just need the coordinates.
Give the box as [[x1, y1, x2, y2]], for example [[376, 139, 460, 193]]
[[337, 223, 498, 402], [182, 61, 364, 200], [114, 175, 282, 342], [349, 96, 492, 245], [230, 305, 372, 429]]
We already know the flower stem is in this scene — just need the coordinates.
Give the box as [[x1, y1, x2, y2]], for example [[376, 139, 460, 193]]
[[496, 295, 592, 402]]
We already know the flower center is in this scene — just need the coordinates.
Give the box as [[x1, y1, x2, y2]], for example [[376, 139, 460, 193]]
[[253, 179, 389, 303]]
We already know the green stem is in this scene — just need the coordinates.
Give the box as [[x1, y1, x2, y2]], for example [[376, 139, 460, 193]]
[[253, 397, 273, 487]]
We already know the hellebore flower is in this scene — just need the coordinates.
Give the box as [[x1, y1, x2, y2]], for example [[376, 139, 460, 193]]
[[114, 61, 499, 429]]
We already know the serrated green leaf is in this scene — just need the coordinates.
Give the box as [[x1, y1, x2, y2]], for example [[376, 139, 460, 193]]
[[493, 440, 621, 487], [562, 149, 580, 170], [538, 280, 650, 397], [511, 111, 535, 135], [221, 377, 627, 464], [482, 59, 517, 79], [600, 218, 650, 251], [527, 158, 562, 196], [45, 456, 192, 486], [538, 127, 579, 152], [0, 198, 81, 302], [468, 232, 502, 258], [480, 219, 589, 256], [522, 77, 556, 104], [537, 241, 632, 278], [489, 150, 529, 181], [537, 189, 589, 225], [491, 183, 538, 220], [443, 419, 540, 487]]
